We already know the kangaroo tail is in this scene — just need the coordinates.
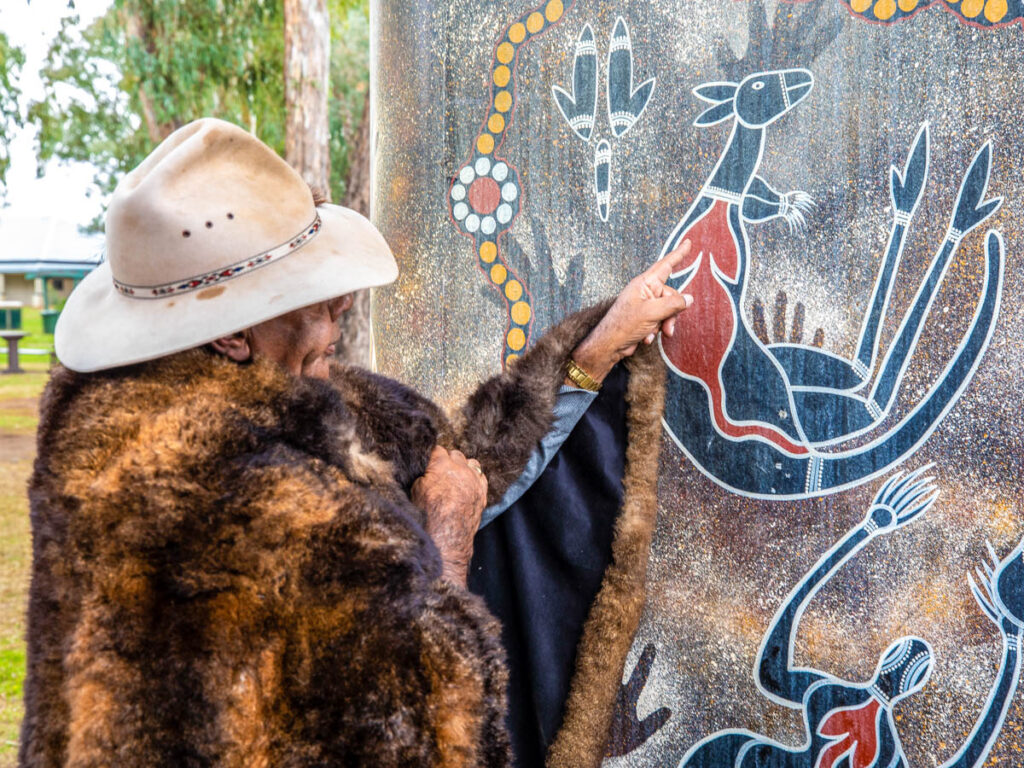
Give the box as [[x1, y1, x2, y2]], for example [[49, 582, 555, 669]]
[[890, 123, 929, 216], [811, 231, 1004, 493]]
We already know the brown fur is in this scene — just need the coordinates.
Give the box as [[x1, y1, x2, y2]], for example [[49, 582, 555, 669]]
[[22, 350, 508, 767], [545, 343, 666, 768], [21, 304, 663, 768]]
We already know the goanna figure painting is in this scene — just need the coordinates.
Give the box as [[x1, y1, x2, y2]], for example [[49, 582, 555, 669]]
[[679, 470, 1024, 768]]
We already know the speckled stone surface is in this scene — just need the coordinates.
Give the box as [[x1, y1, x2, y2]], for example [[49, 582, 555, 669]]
[[371, 1, 1024, 764]]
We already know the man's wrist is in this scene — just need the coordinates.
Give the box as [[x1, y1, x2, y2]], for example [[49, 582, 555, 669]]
[[569, 336, 618, 387]]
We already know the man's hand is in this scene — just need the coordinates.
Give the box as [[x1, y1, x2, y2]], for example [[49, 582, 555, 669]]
[[411, 446, 488, 588], [570, 240, 695, 386]]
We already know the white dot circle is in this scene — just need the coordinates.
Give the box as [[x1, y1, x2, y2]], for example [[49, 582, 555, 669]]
[[451, 184, 466, 201], [466, 214, 481, 233], [453, 202, 469, 220], [481, 216, 497, 235], [492, 163, 509, 182], [475, 157, 492, 176], [502, 182, 519, 202], [459, 166, 476, 184], [497, 204, 513, 224]]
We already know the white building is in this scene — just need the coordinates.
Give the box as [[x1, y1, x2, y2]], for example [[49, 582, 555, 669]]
[[0, 215, 104, 308]]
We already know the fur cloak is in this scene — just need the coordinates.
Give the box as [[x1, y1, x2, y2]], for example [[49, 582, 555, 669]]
[[20, 304, 664, 768]]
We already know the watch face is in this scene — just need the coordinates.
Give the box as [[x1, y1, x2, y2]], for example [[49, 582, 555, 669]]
[[372, 1, 1024, 764]]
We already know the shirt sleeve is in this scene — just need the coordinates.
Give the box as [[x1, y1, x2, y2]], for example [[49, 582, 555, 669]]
[[478, 385, 598, 529]]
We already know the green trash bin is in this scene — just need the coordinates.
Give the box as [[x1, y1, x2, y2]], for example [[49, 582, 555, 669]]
[[42, 309, 60, 335], [0, 303, 22, 330]]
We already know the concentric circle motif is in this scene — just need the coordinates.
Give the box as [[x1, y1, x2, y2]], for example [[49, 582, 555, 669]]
[[446, 0, 575, 366]]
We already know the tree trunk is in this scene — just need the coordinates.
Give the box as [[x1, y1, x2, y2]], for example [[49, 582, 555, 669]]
[[284, 0, 331, 193], [285, 0, 374, 366], [335, 90, 373, 367]]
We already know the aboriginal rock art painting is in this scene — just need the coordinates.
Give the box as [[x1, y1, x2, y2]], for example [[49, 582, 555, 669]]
[[552, 18, 655, 221], [659, 69, 1005, 499], [668, 469, 1024, 768], [447, 0, 575, 366]]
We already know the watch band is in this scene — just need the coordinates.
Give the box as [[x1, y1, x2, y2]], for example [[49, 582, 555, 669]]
[[565, 357, 601, 392]]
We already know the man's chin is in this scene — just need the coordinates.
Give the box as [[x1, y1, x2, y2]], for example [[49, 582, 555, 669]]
[[302, 357, 333, 381]]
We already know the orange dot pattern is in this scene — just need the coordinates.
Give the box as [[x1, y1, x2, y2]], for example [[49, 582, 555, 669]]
[[447, 0, 574, 366], [843, 0, 1019, 24]]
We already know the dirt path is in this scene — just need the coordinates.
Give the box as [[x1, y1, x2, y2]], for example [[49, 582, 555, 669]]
[[0, 434, 34, 464]]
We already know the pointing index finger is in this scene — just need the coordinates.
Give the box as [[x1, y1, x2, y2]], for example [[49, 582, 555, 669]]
[[648, 239, 692, 283]]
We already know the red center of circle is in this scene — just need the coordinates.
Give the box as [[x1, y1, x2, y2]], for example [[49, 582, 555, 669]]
[[468, 177, 501, 215]]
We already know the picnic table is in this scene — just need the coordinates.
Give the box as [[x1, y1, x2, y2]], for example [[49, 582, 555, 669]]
[[1, 330, 28, 374]]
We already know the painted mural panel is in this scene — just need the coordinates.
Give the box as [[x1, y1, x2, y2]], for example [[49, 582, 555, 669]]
[[372, 0, 1024, 764]]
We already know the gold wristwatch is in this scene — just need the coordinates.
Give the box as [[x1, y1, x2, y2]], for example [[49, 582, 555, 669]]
[[565, 358, 601, 392]]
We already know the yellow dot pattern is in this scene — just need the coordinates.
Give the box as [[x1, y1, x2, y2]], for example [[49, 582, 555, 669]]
[[854, 0, 1010, 21], [984, 0, 1008, 19], [496, 42, 515, 64], [504, 279, 523, 301], [873, 0, 897, 19], [511, 301, 532, 325], [545, 0, 564, 21], [507, 328, 526, 351], [458, 1, 568, 365]]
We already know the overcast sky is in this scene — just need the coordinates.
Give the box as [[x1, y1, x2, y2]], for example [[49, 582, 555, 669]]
[[0, 0, 114, 228]]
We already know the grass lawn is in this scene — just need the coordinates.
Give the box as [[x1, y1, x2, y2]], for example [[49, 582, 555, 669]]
[[0, 362, 47, 765]]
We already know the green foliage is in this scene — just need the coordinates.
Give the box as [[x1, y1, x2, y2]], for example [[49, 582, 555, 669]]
[[329, 3, 369, 202], [30, 0, 369, 224], [0, 31, 25, 196]]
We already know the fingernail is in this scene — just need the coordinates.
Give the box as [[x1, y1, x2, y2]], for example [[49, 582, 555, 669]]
[[683, 294, 694, 308], [667, 319, 676, 337], [645, 333, 656, 344]]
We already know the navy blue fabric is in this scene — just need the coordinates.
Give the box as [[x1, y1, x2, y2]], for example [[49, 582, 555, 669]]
[[468, 364, 630, 768]]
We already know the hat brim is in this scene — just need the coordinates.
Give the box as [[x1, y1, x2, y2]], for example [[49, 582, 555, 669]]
[[55, 204, 398, 372]]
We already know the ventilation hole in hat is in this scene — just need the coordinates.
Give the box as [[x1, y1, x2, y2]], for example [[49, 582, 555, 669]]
[[182, 230, 191, 238], [227, 212, 234, 220], [205, 221, 213, 228]]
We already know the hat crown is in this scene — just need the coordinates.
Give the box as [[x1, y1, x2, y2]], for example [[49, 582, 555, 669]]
[[106, 119, 316, 289]]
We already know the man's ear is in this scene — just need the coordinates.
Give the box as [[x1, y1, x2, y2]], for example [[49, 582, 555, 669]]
[[209, 331, 252, 362]]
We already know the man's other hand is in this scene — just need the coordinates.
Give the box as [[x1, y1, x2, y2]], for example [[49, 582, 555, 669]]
[[412, 446, 489, 588]]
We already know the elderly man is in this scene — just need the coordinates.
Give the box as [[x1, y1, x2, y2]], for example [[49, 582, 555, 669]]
[[21, 119, 691, 767]]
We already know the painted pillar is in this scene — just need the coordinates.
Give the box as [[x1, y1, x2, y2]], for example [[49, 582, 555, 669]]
[[372, 0, 1024, 764]]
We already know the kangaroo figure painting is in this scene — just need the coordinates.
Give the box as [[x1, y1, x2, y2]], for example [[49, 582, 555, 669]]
[[659, 69, 1005, 498]]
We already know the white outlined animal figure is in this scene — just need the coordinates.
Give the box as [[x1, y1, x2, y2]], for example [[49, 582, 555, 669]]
[[659, 68, 1004, 499], [679, 469, 1024, 768]]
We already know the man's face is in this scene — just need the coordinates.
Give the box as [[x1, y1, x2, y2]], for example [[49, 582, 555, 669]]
[[247, 294, 353, 380]]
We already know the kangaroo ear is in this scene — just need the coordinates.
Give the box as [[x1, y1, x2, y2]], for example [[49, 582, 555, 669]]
[[693, 82, 738, 103], [695, 101, 734, 126]]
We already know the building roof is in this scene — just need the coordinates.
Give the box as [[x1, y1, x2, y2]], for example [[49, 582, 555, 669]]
[[0, 215, 104, 277]]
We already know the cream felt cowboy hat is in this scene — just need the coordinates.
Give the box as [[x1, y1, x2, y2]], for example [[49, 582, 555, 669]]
[[55, 118, 397, 372]]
